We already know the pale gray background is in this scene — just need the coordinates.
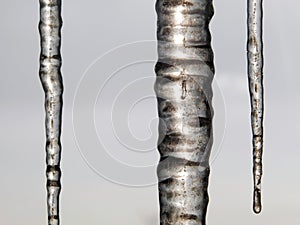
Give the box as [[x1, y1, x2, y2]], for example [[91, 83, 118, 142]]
[[0, 0, 299, 225]]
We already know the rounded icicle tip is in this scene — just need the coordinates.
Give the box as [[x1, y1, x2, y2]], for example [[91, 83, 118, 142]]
[[253, 189, 262, 214], [254, 205, 262, 214]]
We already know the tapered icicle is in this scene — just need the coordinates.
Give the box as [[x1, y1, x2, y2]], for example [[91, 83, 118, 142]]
[[247, 0, 264, 214], [155, 0, 214, 224], [39, 0, 63, 224]]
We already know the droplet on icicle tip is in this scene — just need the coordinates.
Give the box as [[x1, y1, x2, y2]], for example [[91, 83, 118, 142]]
[[253, 189, 262, 214]]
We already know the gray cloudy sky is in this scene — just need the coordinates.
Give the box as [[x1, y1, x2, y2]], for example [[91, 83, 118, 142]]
[[0, 0, 299, 225]]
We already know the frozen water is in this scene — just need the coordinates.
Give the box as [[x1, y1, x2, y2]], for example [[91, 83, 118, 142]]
[[247, 0, 264, 214], [155, 0, 214, 224], [39, 0, 63, 224]]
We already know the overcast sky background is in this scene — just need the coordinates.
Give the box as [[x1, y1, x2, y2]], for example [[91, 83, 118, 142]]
[[0, 0, 299, 225]]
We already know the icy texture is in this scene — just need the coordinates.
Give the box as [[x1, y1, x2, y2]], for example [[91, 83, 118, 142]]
[[155, 0, 214, 224], [39, 0, 63, 224], [247, 0, 264, 214]]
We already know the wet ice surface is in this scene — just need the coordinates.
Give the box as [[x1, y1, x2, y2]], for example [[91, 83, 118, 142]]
[[39, 0, 63, 224], [247, 0, 264, 214], [155, 0, 214, 224]]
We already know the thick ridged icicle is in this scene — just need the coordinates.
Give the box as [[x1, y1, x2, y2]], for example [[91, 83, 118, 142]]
[[39, 0, 63, 224], [247, 0, 264, 214], [155, 0, 214, 224]]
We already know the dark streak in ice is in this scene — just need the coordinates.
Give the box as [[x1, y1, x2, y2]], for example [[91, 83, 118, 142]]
[[155, 0, 214, 224]]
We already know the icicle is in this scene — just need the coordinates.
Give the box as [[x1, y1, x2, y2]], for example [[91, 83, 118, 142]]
[[39, 0, 63, 224], [155, 0, 214, 224], [247, 0, 264, 214]]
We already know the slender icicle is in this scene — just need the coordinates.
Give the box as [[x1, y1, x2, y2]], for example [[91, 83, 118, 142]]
[[247, 0, 264, 214], [155, 0, 214, 224], [39, 0, 63, 224]]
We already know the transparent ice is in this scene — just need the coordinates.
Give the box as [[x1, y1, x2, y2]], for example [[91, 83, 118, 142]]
[[155, 1, 214, 224], [247, 0, 264, 214], [39, 0, 63, 224]]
